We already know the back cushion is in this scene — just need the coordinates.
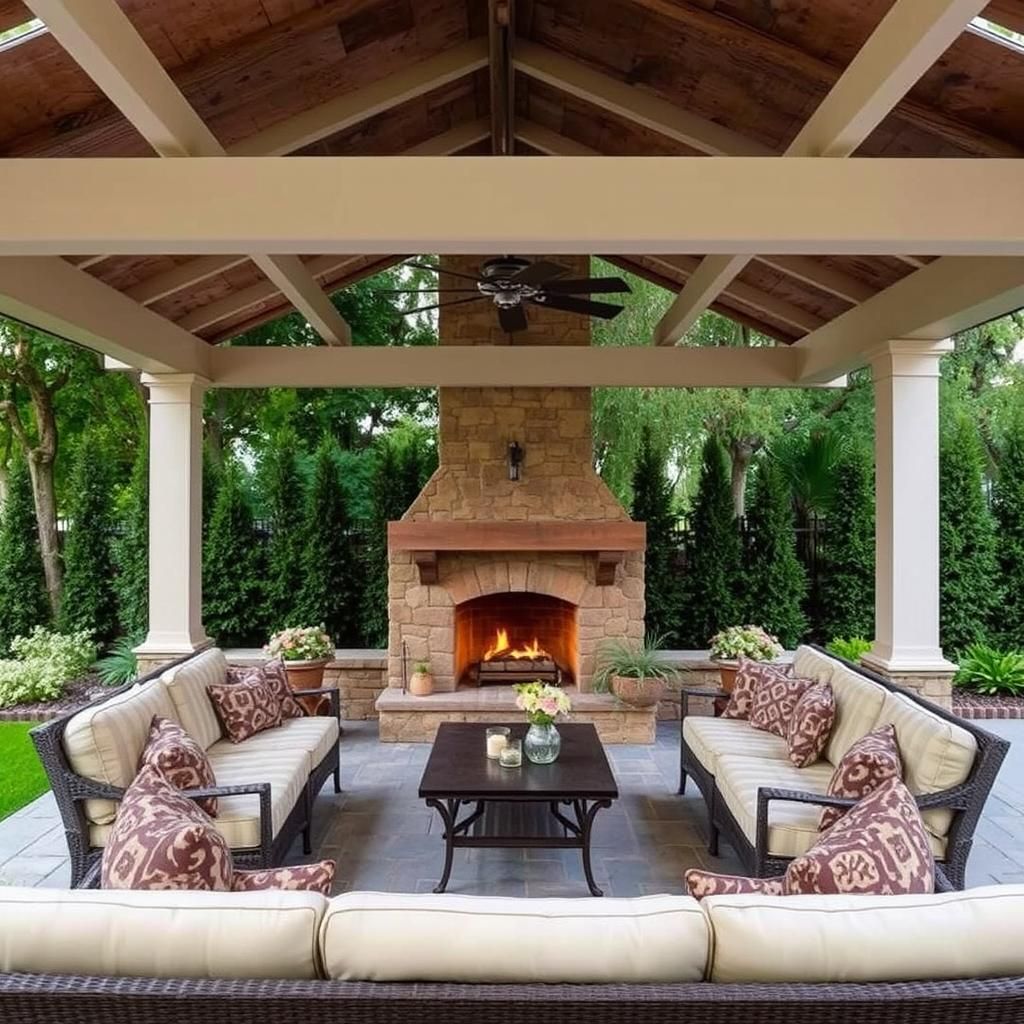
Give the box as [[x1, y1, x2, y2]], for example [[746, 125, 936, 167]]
[[320, 892, 709, 983], [162, 648, 228, 750], [0, 887, 326, 980], [791, 645, 838, 686], [824, 665, 887, 765], [878, 691, 977, 838], [63, 680, 177, 825], [705, 885, 1024, 984]]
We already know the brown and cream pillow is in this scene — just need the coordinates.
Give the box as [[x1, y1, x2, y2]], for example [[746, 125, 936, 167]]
[[786, 683, 836, 768], [749, 672, 814, 738], [101, 765, 232, 891], [683, 868, 784, 901], [207, 675, 283, 744], [227, 660, 305, 720], [137, 715, 218, 817], [820, 723, 903, 831], [721, 659, 777, 721], [232, 859, 337, 896], [784, 776, 934, 896]]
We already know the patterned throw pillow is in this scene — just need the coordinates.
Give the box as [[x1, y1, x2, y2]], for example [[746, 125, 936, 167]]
[[101, 765, 232, 891], [786, 683, 836, 768], [137, 715, 219, 817], [227, 660, 305, 720], [683, 869, 785, 901], [232, 859, 337, 896], [820, 723, 903, 831], [721, 658, 776, 720], [784, 776, 934, 896], [748, 672, 813, 738], [207, 676, 283, 744]]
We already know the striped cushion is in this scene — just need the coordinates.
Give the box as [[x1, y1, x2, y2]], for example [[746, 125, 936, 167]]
[[824, 665, 887, 765], [162, 648, 227, 750], [63, 680, 178, 826], [791, 646, 838, 686], [682, 716, 790, 776], [207, 716, 338, 776]]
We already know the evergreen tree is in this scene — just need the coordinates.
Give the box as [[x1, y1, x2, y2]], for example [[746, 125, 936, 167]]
[[398, 443, 423, 510], [203, 461, 265, 646], [59, 431, 118, 644], [114, 444, 148, 640], [263, 430, 307, 630], [630, 427, 682, 643], [745, 457, 807, 648], [0, 457, 49, 653], [680, 435, 744, 647], [994, 407, 1024, 649], [819, 444, 875, 641], [295, 440, 362, 646]]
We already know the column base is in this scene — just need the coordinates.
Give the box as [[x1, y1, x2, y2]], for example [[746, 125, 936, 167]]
[[862, 650, 958, 711], [134, 635, 213, 676]]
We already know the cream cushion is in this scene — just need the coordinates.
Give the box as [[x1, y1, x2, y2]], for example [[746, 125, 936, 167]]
[[705, 885, 1024, 984], [0, 887, 326, 980], [791, 645, 838, 686], [320, 892, 709, 983], [823, 664, 887, 765], [63, 679, 177, 826], [162, 647, 228, 750], [683, 716, 790, 775], [208, 715, 338, 776], [878, 690, 977, 839]]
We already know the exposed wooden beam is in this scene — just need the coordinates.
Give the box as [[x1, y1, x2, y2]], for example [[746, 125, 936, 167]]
[[489, 1, 516, 155], [209, 343, 805, 389], [516, 120, 600, 156], [0, 257, 210, 376], [403, 118, 492, 156], [125, 256, 251, 306], [228, 38, 490, 157], [755, 256, 874, 305]]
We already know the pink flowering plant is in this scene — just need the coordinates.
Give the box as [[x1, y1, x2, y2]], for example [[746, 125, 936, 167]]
[[265, 625, 334, 662], [514, 681, 571, 726]]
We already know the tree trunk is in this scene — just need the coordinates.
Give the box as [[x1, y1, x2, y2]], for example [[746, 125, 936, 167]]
[[729, 437, 759, 518], [27, 450, 62, 617]]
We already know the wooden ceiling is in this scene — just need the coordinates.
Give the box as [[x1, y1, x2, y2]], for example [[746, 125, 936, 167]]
[[2, 0, 1021, 347]]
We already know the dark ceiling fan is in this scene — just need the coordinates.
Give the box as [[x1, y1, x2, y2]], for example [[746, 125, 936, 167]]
[[381, 257, 631, 334]]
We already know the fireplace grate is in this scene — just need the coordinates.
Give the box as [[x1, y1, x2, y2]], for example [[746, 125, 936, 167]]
[[466, 658, 564, 687]]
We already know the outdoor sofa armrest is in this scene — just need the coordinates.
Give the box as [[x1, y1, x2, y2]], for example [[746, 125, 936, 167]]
[[680, 687, 728, 722], [291, 684, 341, 721]]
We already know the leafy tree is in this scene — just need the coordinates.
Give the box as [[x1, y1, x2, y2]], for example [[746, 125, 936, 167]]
[[818, 444, 875, 641], [679, 435, 744, 647], [630, 427, 682, 644], [263, 429, 307, 630], [114, 443, 148, 640], [745, 457, 807, 647], [993, 406, 1024, 649], [203, 461, 265, 647], [0, 457, 49, 653], [59, 431, 118, 644], [295, 440, 362, 646]]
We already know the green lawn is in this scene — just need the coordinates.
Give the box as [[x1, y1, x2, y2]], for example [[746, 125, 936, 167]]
[[0, 722, 49, 821]]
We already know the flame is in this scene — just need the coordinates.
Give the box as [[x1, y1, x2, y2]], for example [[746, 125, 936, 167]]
[[482, 627, 550, 662]]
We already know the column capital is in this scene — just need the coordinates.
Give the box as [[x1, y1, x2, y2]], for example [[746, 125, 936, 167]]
[[140, 372, 211, 404], [867, 338, 953, 379]]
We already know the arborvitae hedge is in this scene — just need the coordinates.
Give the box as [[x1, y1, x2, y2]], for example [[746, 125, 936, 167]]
[[263, 430, 307, 631], [745, 457, 807, 648], [994, 408, 1024, 649], [114, 444, 148, 640]]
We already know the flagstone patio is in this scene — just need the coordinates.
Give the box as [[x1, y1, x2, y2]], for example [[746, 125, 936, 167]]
[[2, 721, 1021, 895]]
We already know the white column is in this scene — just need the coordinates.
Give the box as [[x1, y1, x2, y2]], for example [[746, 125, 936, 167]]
[[862, 339, 956, 675], [135, 373, 211, 659]]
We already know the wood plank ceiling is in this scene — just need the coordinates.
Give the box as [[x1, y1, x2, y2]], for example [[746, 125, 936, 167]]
[[1, 0, 1021, 346]]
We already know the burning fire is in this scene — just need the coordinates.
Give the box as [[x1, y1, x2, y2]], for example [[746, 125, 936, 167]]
[[482, 628, 550, 662]]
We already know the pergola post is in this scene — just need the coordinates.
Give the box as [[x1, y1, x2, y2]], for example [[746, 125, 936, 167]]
[[862, 338, 956, 706], [134, 372, 211, 671]]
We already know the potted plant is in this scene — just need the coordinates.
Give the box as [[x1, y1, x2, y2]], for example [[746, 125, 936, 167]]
[[409, 660, 434, 697], [708, 625, 783, 692], [265, 625, 334, 699], [514, 681, 572, 764], [593, 635, 677, 708]]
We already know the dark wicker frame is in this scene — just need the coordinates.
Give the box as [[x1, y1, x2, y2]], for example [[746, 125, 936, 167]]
[[2, 973, 1024, 1023], [30, 656, 342, 888], [678, 646, 1009, 888]]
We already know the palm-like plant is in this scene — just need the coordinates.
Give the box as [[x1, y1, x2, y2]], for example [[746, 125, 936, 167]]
[[94, 636, 140, 687], [592, 635, 677, 692]]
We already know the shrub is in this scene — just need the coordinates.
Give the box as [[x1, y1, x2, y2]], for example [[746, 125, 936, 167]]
[[114, 444, 148, 639], [0, 626, 96, 709], [993, 408, 1024, 649], [826, 636, 872, 662], [94, 635, 140, 687], [955, 643, 1024, 696], [263, 429, 307, 630]]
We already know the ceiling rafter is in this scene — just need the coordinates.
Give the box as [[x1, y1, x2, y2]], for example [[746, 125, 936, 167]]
[[488, 0, 516, 154], [124, 256, 250, 306]]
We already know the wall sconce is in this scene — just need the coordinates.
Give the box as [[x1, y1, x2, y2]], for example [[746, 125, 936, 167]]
[[508, 440, 524, 481]]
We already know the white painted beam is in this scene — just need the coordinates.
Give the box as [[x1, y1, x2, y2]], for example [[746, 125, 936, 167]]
[[251, 254, 351, 345], [403, 118, 491, 155], [654, 255, 751, 344], [516, 120, 600, 156]]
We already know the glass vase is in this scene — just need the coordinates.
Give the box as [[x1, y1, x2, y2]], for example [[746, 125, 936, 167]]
[[524, 722, 561, 764]]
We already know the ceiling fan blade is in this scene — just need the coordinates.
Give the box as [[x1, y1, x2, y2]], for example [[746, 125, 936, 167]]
[[509, 260, 570, 286], [541, 276, 631, 295], [497, 304, 529, 333], [402, 261, 483, 284], [401, 295, 487, 316], [533, 294, 625, 320]]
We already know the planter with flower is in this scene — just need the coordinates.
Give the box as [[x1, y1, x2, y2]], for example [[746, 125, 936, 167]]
[[265, 626, 335, 704], [593, 635, 677, 708], [514, 681, 572, 764], [708, 625, 783, 692]]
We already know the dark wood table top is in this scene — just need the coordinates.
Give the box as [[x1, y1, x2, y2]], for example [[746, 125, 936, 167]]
[[418, 722, 618, 801]]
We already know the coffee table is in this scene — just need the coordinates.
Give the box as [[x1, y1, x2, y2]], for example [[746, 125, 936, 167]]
[[418, 722, 618, 896]]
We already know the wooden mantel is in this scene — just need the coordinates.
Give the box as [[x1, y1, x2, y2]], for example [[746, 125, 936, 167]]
[[388, 520, 646, 586]]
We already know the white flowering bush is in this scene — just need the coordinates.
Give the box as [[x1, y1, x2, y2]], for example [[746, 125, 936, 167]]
[[265, 625, 334, 662], [0, 627, 96, 709], [708, 625, 782, 662]]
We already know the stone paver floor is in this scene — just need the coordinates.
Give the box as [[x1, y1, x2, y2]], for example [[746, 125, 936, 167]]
[[2, 720, 1022, 894]]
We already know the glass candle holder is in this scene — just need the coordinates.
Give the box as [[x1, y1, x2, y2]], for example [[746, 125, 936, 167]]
[[486, 726, 511, 760], [498, 738, 522, 768]]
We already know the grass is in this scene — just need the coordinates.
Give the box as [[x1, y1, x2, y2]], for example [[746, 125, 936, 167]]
[[0, 722, 49, 821]]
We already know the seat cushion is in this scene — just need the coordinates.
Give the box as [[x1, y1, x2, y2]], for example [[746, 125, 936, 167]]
[[0, 886, 326, 980], [64, 679, 178, 826], [319, 892, 709, 983], [704, 884, 1024, 984], [824, 664, 887, 765], [878, 691, 977, 839], [682, 716, 791, 776], [791, 645, 839, 686], [138, 715, 218, 817], [162, 648, 228, 750], [207, 715, 338, 777]]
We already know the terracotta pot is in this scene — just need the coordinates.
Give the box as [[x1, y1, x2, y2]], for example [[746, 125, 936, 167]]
[[610, 674, 666, 708], [409, 671, 434, 697], [715, 660, 740, 693], [284, 658, 330, 715]]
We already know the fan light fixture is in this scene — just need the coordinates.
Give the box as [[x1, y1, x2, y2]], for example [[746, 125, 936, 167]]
[[508, 441, 524, 481]]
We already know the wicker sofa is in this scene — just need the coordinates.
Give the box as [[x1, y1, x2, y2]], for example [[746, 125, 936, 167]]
[[31, 647, 341, 887], [2, 886, 1024, 1021], [679, 645, 1009, 888]]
